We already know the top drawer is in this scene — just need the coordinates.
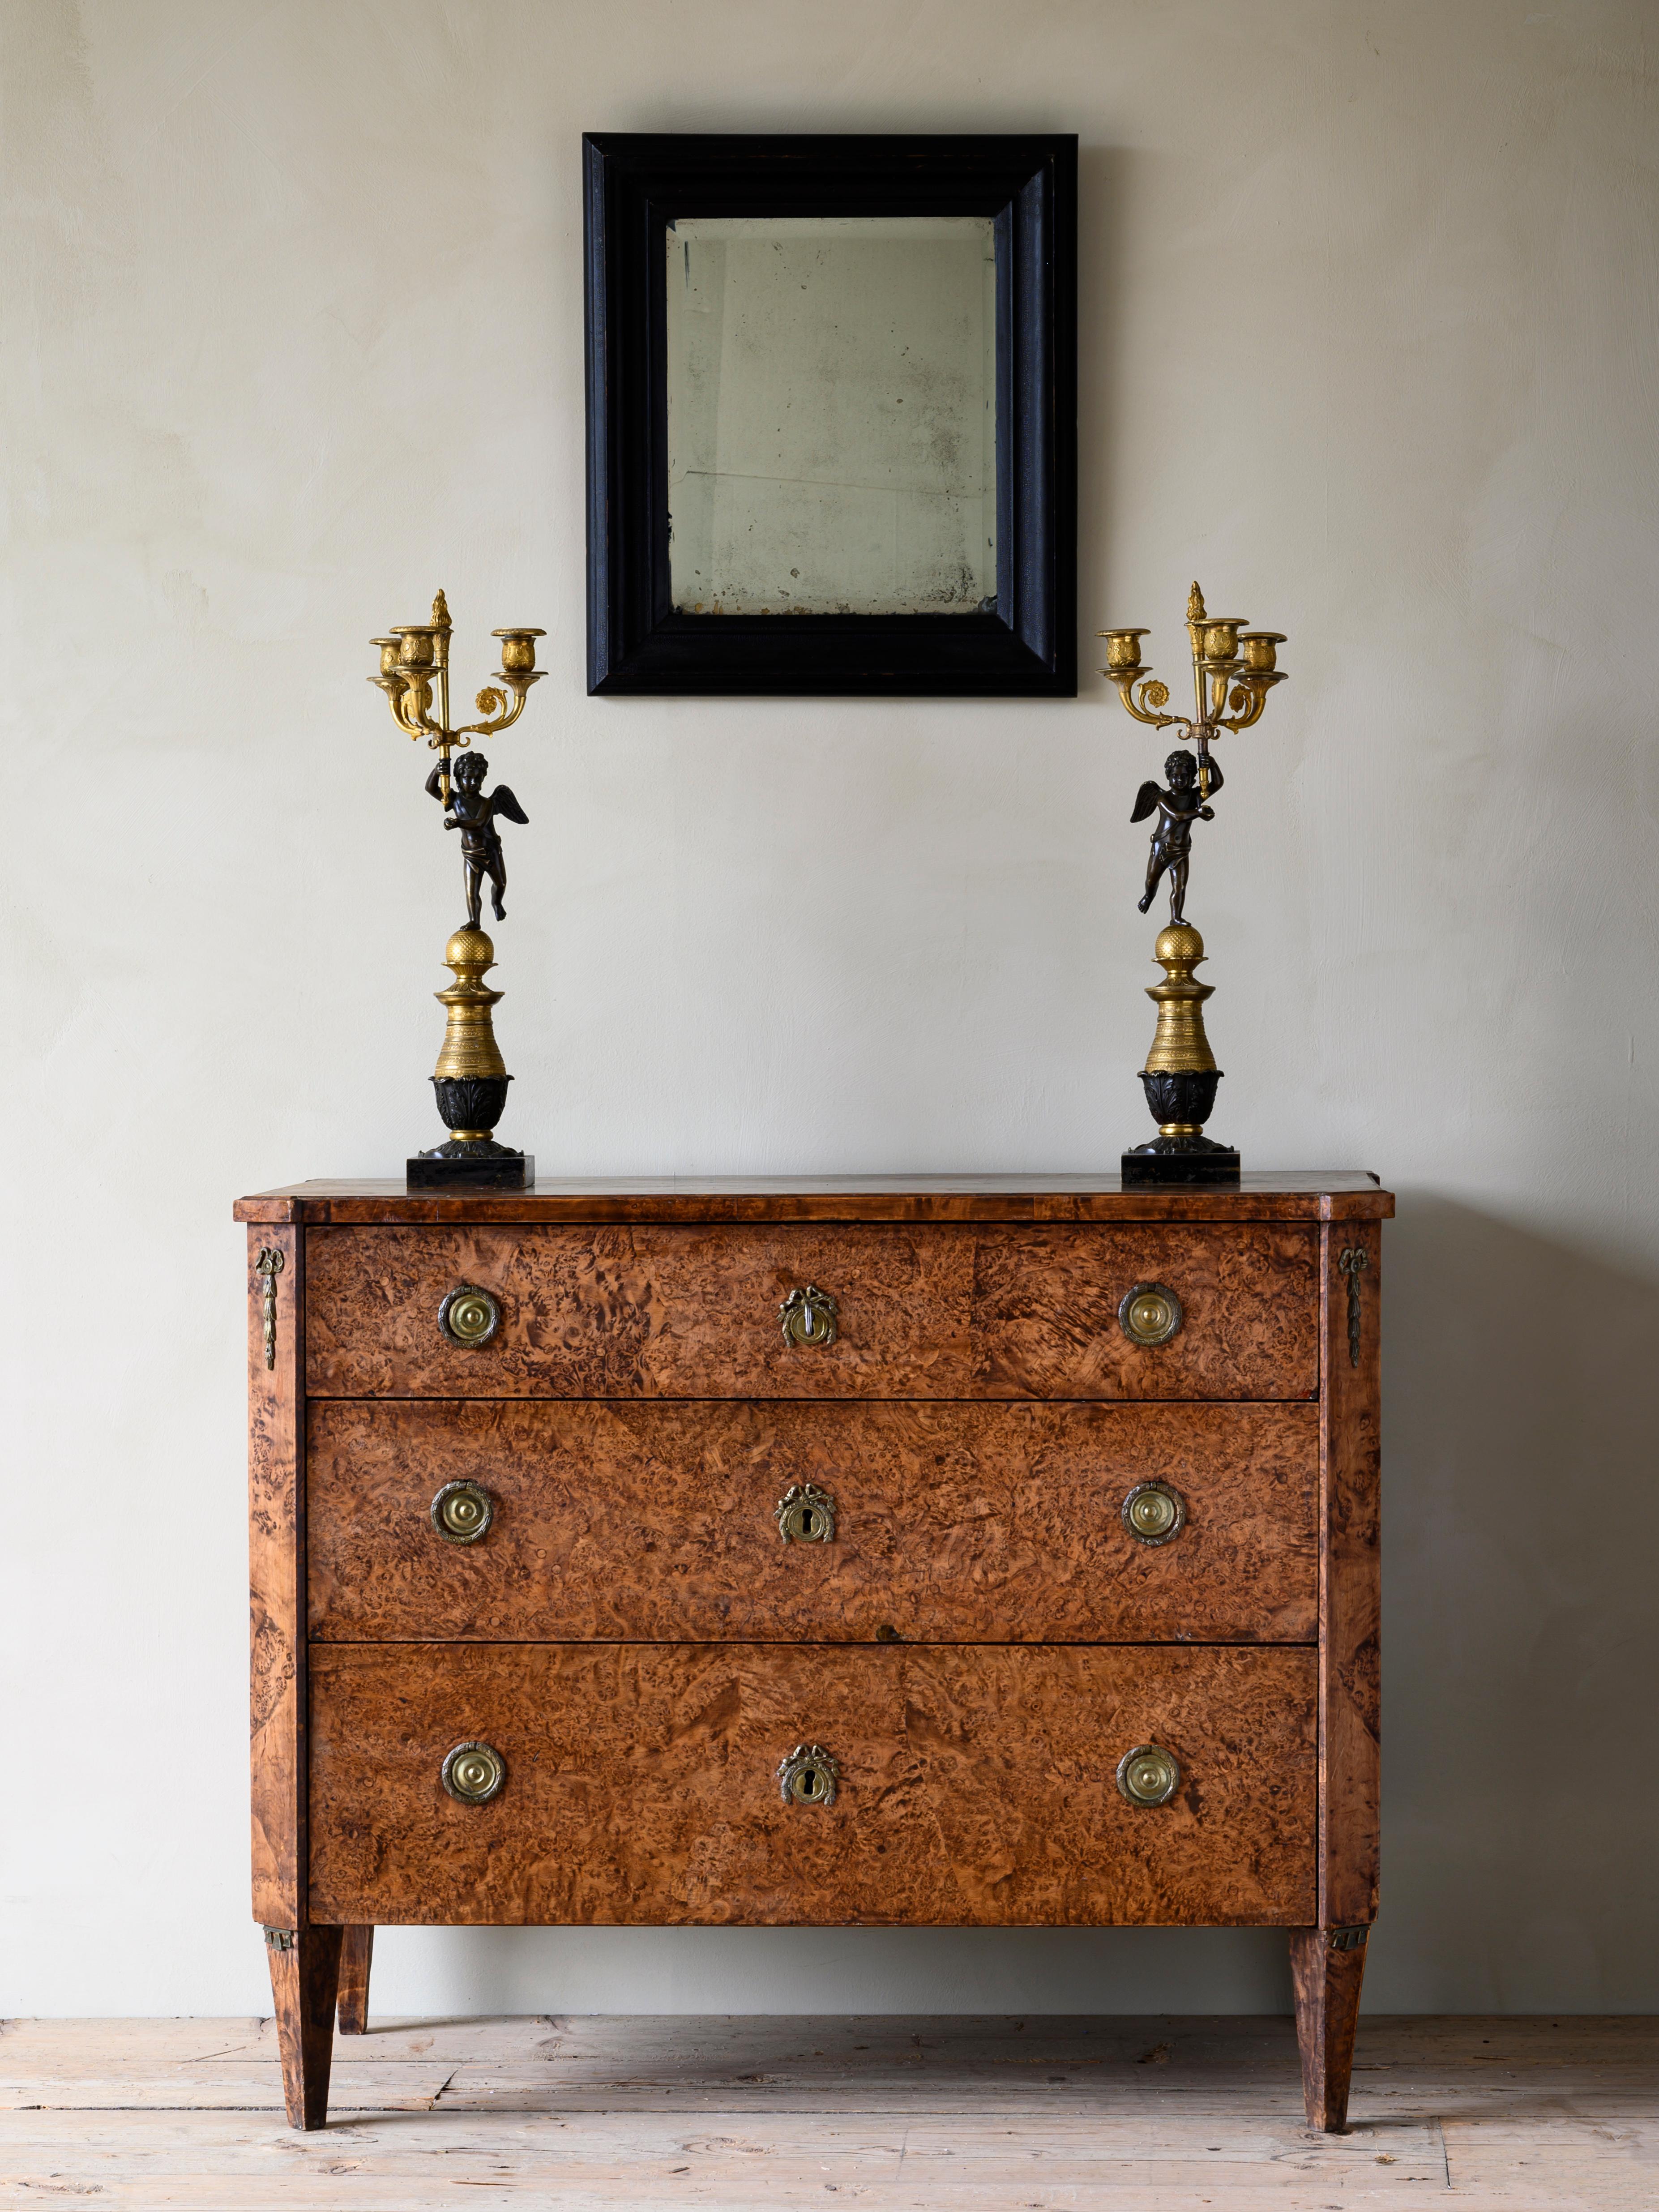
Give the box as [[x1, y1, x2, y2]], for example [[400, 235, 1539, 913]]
[[304, 1223, 1318, 1399]]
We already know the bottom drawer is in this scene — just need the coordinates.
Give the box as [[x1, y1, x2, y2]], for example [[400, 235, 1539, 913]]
[[309, 1643, 1315, 1927]]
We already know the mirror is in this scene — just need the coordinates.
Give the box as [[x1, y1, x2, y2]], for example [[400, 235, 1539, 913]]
[[665, 216, 996, 617], [584, 132, 1077, 696]]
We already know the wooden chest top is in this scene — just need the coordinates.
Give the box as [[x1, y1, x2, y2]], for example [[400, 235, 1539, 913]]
[[236, 1169, 1394, 1227]]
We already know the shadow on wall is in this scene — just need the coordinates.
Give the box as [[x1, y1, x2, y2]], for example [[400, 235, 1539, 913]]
[[1370, 1194, 1659, 2011], [365, 1194, 1658, 2022]]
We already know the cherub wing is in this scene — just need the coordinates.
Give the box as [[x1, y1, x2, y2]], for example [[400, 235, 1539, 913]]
[[1130, 780, 1162, 823], [490, 784, 530, 826]]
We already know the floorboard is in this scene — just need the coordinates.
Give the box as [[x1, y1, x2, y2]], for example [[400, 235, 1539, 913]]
[[0, 2016, 1651, 2209]]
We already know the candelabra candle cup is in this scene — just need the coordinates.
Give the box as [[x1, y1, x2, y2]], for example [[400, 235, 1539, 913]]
[[396, 625, 438, 669], [492, 627, 546, 675], [373, 637, 403, 679], [1239, 631, 1285, 672], [1200, 618, 1248, 663], [1099, 626, 1150, 672]]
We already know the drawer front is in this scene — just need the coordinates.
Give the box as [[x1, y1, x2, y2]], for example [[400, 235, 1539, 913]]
[[304, 1223, 1317, 1399], [308, 1643, 1316, 1927], [308, 1400, 1318, 1644]]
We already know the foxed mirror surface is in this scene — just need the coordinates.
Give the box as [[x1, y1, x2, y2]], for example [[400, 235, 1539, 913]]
[[666, 216, 997, 617]]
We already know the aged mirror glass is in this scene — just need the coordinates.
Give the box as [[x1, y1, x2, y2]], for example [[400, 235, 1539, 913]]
[[665, 216, 996, 617]]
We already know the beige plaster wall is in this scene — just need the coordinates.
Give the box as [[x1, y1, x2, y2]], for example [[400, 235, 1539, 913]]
[[3, 0, 1655, 2015]]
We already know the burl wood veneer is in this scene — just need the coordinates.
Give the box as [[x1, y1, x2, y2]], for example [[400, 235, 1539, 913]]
[[308, 1399, 1318, 1645], [238, 1173, 1390, 2134], [308, 1643, 1317, 1928], [303, 1221, 1319, 1400]]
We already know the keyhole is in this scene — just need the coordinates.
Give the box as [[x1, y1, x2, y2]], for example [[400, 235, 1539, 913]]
[[800, 1507, 817, 1537], [800, 1767, 821, 1798]]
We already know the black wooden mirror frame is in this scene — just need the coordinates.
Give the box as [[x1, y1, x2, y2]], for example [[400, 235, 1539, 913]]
[[584, 132, 1077, 697]]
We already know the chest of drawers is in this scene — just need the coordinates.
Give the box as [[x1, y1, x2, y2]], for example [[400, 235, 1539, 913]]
[[236, 1172, 1390, 2133]]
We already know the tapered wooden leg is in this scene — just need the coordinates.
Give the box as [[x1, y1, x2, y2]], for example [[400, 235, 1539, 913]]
[[1290, 1925, 1369, 2131], [264, 1925, 344, 2130], [336, 1925, 375, 2035]]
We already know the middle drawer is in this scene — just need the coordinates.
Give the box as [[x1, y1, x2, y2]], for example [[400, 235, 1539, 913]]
[[308, 1399, 1317, 1644]]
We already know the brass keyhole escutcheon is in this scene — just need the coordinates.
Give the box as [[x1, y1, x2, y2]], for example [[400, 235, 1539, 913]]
[[779, 1284, 838, 1349], [1116, 1743, 1181, 1807], [439, 1284, 502, 1348], [431, 1479, 495, 1545], [441, 1740, 506, 1805], [1118, 1281, 1182, 1348], [777, 1742, 840, 1808], [775, 1480, 837, 1544], [1121, 1480, 1186, 1546]]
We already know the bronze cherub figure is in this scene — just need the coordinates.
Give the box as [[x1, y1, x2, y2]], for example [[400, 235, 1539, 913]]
[[1130, 747, 1223, 923], [425, 750, 529, 928]]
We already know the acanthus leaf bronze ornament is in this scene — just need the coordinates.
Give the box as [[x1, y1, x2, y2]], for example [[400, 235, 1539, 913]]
[[255, 1246, 285, 1370], [1102, 582, 1284, 1185], [775, 1480, 837, 1544], [779, 1284, 838, 1349], [1338, 1245, 1370, 1367], [777, 1743, 840, 1808], [372, 590, 544, 1189]]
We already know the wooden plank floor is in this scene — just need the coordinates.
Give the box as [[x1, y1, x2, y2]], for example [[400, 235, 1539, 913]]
[[1, 2015, 1653, 2209]]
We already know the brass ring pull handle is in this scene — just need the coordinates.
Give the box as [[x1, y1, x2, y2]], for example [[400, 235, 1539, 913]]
[[775, 1481, 837, 1543], [777, 1742, 840, 1808], [1118, 1281, 1182, 1348], [1121, 1480, 1186, 1545], [439, 1284, 501, 1347], [441, 1740, 506, 1804], [431, 1479, 495, 1545], [1116, 1743, 1181, 1807], [779, 1284, 838, 1349]]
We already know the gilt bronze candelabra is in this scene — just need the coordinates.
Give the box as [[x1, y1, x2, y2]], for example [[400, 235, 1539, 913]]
[[1098, 583, 1288, 1185], [369, 591, 546, 1189]]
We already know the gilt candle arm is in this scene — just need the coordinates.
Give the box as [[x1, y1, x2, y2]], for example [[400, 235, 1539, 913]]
[[1099, 632, 1188, 731], [1218, 680, 1270, 732], [1109, 671, 1185, 729], [452, 672, 545, 743], [397, 683, 442, 740]]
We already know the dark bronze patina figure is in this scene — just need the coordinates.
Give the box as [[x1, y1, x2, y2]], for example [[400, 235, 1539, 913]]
[[1131, 749, 1222, 923], [426, 751, 529, 928]]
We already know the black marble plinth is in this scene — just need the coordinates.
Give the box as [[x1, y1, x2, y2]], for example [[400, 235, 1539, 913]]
[[406, 1151, 535, 1190], [1120, 1140, 1241, 1185]]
